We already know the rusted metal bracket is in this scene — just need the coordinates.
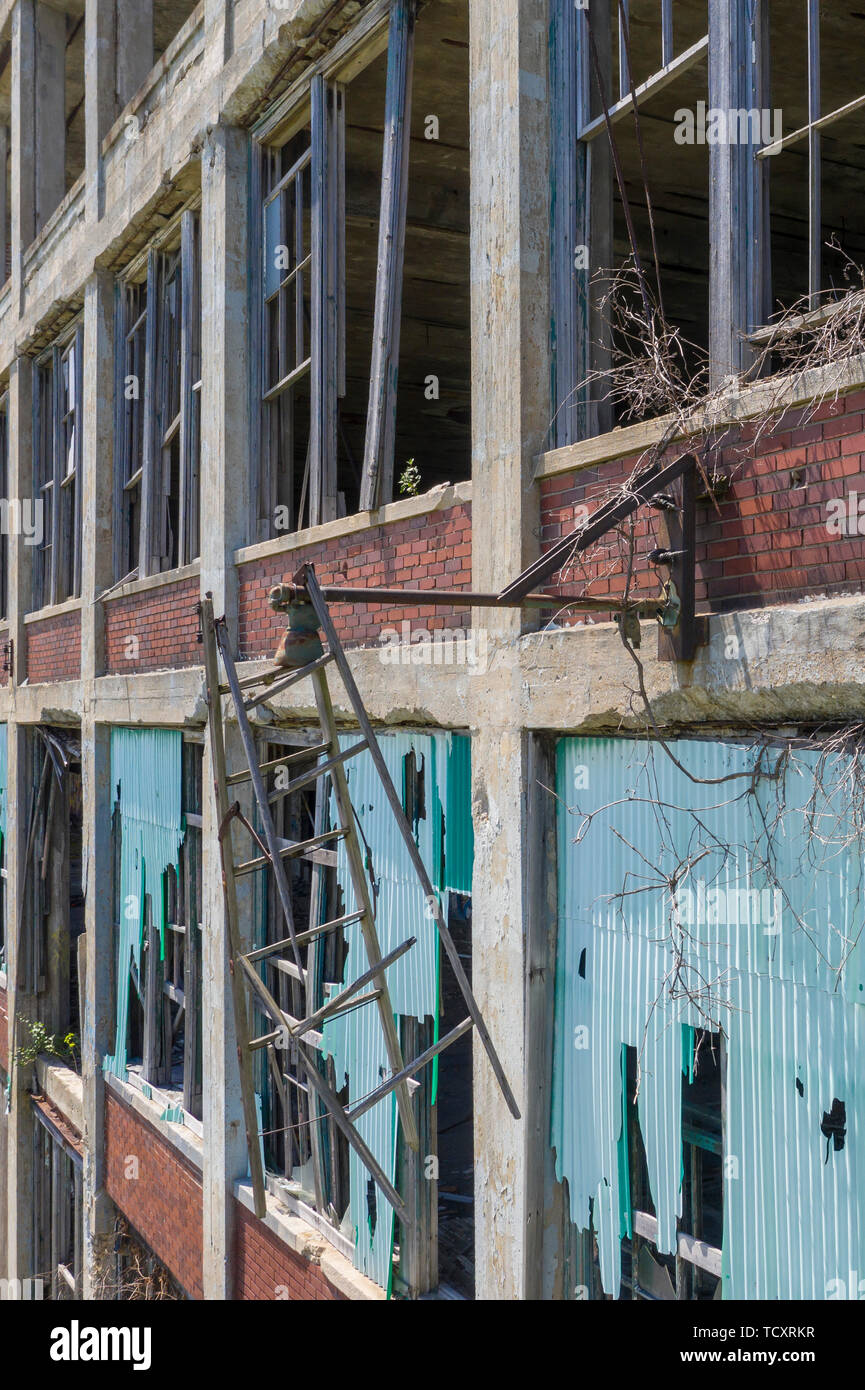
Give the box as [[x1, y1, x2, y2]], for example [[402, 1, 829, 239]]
[[652, 456, 709, 662]]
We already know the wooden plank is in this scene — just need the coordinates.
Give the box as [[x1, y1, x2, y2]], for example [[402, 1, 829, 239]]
[[309, 76, 341, 526], [290, 935, 416, 1039], [266, 738, 368, 804], [200, 596, 268, 1217], [233, 827, 346, 877], [310, 661, 421, 1148], [179, 210, 200, 567], [227, 741, 331, 786], [498, 451, 697, 603], [139, 250, 159, 579], [304, 567, 521, 1121], [632, 1209, 722, 1278], [244, 910, 364, 962], [359, 0, 416, 510], [807, 0, 821, 303], [578, 35, 708, 141], [550, 0, 581, 448], [347, 1017, 473, 1122], [242, 651, 334, 711]]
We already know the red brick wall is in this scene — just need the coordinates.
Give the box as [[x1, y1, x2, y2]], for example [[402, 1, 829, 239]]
[[539, 390, 865, 612], [237, 503, 472, 661], [233, 1201, 348, 1302], [103, 577, 200, 675], [104, 1088, 203, 1299], [25, 611, 81, 683], [0, 987, 8, 1073]]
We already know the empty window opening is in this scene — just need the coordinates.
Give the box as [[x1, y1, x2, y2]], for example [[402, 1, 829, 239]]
[[617, 1033, 722, 1301], [33, 321, 83, 609], [109, 735, 203, 1118], [32, 1102, 82, 1300], [20, 727, 83, 1045], [115, 208, 202, 580], [254, 0, 471, 538]]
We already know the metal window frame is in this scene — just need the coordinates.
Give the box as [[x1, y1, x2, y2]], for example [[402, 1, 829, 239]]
[[32, 319, 83, 608], [114, 207, 202, 583]]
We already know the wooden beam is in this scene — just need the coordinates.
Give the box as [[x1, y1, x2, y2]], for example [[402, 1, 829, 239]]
[[578, 35, 708, 141], [359, 0, 416, 510]]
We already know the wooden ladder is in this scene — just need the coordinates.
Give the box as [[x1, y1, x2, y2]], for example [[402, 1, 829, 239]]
[[200, 573, 519, 1227]]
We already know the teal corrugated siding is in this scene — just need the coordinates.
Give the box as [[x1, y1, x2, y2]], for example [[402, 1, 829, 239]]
[[104, 727, 183, 1080], [553, 736, 865, 1299], [324, 731, 471, 1290]]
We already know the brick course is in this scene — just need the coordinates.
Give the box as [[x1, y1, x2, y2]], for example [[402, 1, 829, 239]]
[[104, 576, 200, 674], [25, 610, 81, 683], [237, 503, 473, 661], [539, 390, 865, 613], [104, 1089, 203, 1299], [233, 1201, 348, 1302]]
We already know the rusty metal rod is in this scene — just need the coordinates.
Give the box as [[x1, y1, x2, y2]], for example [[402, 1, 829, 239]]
[[269, 582, 663, 615]]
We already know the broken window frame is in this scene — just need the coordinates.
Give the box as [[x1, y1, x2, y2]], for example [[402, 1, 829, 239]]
[[110, 737, 204, 1117], [32, 1100, 83, 1300], [619, 1034, 723, 1302], [251, 0, 417, 540], [113, 205, 202, 582], [32, 320, 83, 609]]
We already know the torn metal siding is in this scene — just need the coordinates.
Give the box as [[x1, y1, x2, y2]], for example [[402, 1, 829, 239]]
[[323, 730, 471, 1291], [104, 727, 183, 1080], [552, 736, 865, 1299]]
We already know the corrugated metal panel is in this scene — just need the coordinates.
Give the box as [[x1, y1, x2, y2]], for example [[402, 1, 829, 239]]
[[104, 727, 183, 1080], [553, 736, 865, 1299], [324, 731, 471, 1290]]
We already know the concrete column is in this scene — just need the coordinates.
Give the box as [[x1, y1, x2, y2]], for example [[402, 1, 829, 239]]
[[0, 125, 8, 285], [4, 719, 35, 1283], [200, 122, 251, 633], [116, 0, 153, 111], [80, 721, 115, 1296], [34, 1, 66, 232], [78, 271, 117, 1295], [11, 0, 36, 305], [468, 0, 551, 1299], [205, 0, 234, 65], [199, 122, 252, 1299], [4, 354, 35, 1281], [84, 0, 116, 223]]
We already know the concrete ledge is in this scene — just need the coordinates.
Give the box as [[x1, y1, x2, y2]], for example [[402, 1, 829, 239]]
[[35, 1056, 84, 1135], [504, 591, 865, 731], [104, 1071, 203, 1171], [234, 1180, 385, 1301], [235, 480, 472, 568], [536, 350, 865, 479], [23, 597, 84, 625], [101, 560, 200, 604]]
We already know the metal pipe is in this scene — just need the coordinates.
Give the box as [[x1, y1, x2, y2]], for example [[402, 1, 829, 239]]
[[269, 581, 663, 615]]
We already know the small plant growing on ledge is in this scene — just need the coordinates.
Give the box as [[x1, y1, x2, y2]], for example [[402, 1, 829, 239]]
[[398, 458, 421, 498], [15, 1020, 79, 1072]]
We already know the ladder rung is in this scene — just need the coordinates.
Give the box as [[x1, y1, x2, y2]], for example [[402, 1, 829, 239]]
[[291, 937, 416, 1039], [346, 1018, 474, 1122], [267, 739, 369, 804], [249, 1028, 284, 1052], [234, 828, 347, 877], [227, 741, 332, 787], [244, 911, 365, 965], [269, 958, 307, 983], [243, 651, 334, 713]]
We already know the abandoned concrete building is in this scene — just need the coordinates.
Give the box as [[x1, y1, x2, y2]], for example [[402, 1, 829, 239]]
[[1, 0, 865, 1304]]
